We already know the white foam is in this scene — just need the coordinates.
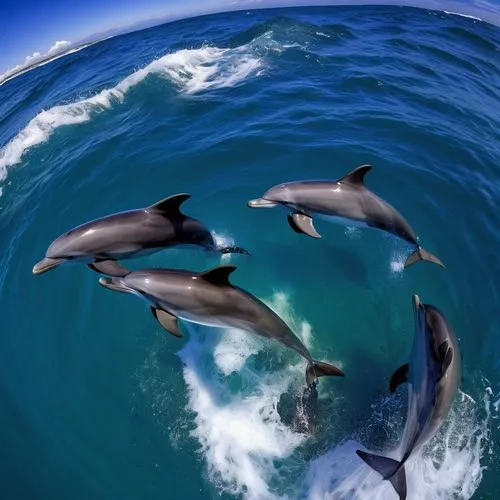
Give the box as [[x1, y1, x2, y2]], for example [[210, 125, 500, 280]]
[[212, 231, 237, 264], [303, 389, 491, 499], [213, 329, 262, 376], [177, 293, 312, 499], [390, 257, 405, 273], [345, 225, 361, 240], [388, 244, 407, 274], [0, 44, 262, 184], [443, 11, 482, 21]]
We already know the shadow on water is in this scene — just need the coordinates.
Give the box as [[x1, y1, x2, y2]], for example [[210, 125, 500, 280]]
[[277, 382, 320, 435]]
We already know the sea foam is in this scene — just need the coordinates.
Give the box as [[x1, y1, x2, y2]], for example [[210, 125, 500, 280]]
[[177, 293, 312, 499], [0, 44, 261, 183], [140, 286, 489, 500], [443, 11, 482, 21], [303, 390, 491, 499]]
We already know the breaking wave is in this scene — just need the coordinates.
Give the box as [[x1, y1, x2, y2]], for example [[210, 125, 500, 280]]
[[0, 43, 262, 182]]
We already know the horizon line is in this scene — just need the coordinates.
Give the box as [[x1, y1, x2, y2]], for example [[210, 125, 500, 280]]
[[1, 1, 497, 85]]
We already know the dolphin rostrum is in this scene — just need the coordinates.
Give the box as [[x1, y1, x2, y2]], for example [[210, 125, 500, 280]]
[[33, 193, 249, 277], [356, 294, 461, 499], [248, 165, 444, 268], [98, 264, 344, 386]]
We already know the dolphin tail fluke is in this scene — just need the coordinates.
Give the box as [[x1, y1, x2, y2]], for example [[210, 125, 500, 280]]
[[218, 246, 250, 256], [305, 360, 344, 386], [404, 246, 445, 269], [356, 450, 407, 500]]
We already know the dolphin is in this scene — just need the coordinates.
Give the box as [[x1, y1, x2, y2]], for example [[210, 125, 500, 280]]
[[98, 264, 344, 386], [248, 165, 444, 269], [33, 193, 249, 277], [356, 294, 461, 499]]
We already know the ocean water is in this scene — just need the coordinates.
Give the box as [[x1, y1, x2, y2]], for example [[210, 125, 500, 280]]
[[1, 5, 499, 499]]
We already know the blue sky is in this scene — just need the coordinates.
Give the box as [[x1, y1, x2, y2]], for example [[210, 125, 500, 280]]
[[1, 0, 500, 73], [0, 0, 223, 73]]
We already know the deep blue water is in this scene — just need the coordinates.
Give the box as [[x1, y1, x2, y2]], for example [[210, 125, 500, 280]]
[[1, 5, 500, 499]]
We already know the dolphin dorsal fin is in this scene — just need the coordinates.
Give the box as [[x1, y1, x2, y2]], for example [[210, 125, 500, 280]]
[[339, 165, 372, 186], [148, 193, 191, 214], [199, 265, 237, 286]]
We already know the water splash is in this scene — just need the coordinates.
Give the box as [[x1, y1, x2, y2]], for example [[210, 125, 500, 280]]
[[177, 293, 313, 499], [390, 257, 405, 274], [303, 389, 491, 499]]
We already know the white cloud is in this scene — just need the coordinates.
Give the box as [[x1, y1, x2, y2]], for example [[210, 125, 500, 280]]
[[48, 40, 71, 54], [0, 40, 72, 84], [26, 52, 41, 62]]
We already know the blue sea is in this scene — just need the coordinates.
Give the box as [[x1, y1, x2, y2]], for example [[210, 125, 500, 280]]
[[1, 5, 499, 499]]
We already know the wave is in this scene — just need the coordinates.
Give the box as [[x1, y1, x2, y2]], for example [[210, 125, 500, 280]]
[[303, 389, 491, 499], [0, 43, 262, 185], [443, 11, 483, 22]]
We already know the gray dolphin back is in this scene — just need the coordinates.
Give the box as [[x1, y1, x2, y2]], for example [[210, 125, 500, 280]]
[[32, 193, 249, 276], [248, 165, 444, 269], [99, 264, 343, 385]]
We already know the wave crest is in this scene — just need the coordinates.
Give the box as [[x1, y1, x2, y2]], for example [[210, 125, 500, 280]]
[[0, 44, 261, 183]]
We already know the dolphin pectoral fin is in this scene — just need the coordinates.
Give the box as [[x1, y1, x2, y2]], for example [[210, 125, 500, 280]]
[[151, 307, 182, 338], [437, 341, 453, 372], [305, 360, 344, 386], [389, 363, 409, 393], [339, 164, 372, 186], [88, 259, 130, 277], [405, 247, 445, 268], [356, 450, 407, 500], [32, 257, 66, 275], [288, 212, 321, 239]]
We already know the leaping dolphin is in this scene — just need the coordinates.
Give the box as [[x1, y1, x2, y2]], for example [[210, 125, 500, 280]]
[[248, 165, 444, 269], [356, 294, 461, 499], [98, 264, 344, 386], [33, 193, 249, 277]]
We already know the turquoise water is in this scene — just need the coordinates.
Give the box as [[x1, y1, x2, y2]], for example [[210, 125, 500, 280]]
[[1, 5, 499, 499]]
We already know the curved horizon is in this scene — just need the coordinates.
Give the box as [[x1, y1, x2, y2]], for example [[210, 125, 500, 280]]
[[1, 6, 498, 499], [1, 1, 498, 85]]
